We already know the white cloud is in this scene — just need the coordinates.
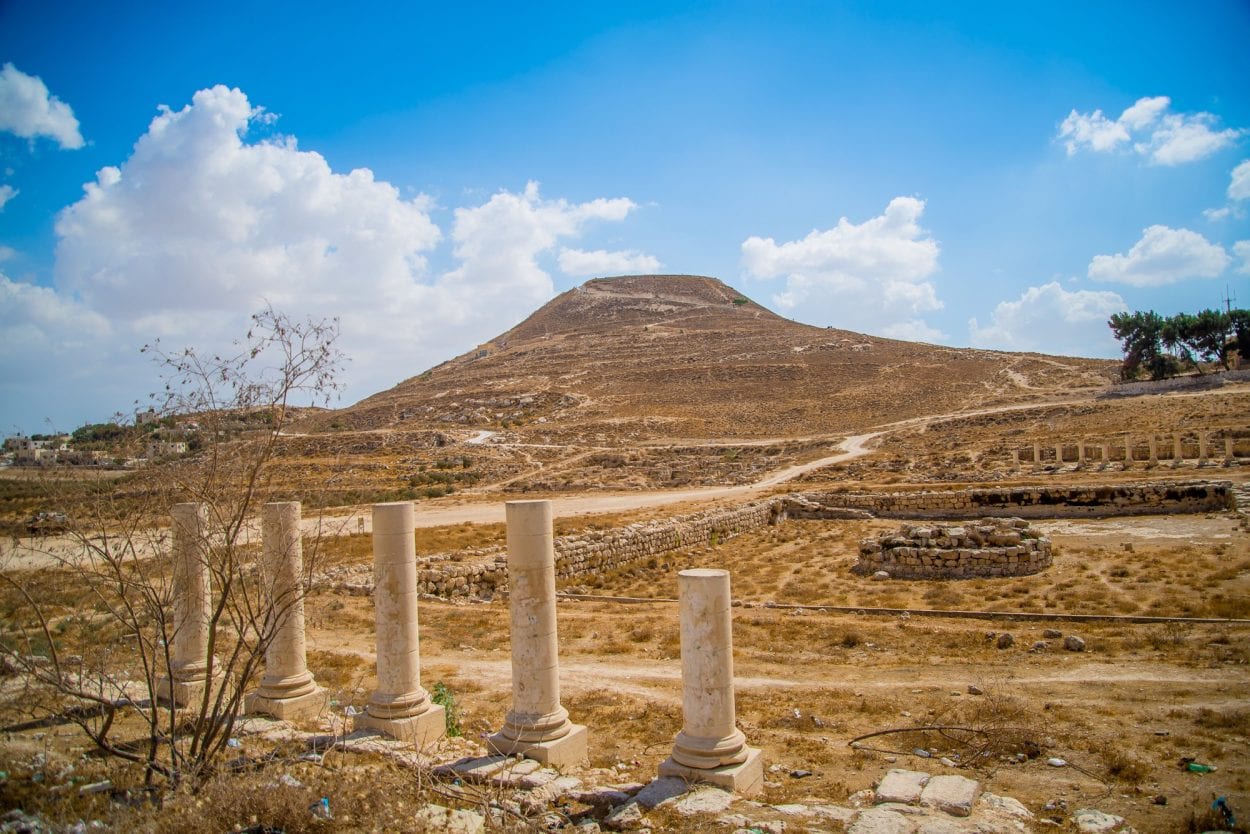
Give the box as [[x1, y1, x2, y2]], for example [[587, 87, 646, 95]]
[[881, 318, 947, 343], [0, 63, 84, 149], [1058, 109, 1130, 154], [1118, 96, 1169, 131], [741, 196, 943, 337], [558, 247, 661, 276], [1229, 160, 1250, 201], [1235, 241, 1250, 275], [1088, 225, 1230, 286], [0, 184, 16, 210], [440, 181, 639, 313], [7, 85, 644, 429], [968, 282, 1127, 357], [0, 245, 15, 262], [1140, 112, 1243, 166], [1059, 96, 1242, 165]]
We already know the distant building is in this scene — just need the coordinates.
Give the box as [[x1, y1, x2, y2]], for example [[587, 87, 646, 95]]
[[145, 440, 188, 459], [14, 447, 56, 466], [136, 408, 160, 426]]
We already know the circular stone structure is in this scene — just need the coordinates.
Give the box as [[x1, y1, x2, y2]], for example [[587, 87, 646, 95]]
[[855, 517, 1051, 579]]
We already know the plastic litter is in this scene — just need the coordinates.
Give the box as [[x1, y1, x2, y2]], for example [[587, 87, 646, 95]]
[[1046, 758, 1067, 767], [1212, 796, 1235, 827], [310, 797, 332, 820], [226, 738, 241, 749], [1186, 762, 1216, 773]]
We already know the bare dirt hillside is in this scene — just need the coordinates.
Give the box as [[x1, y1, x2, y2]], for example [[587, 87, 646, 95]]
[[300, 275, 1116, 442]]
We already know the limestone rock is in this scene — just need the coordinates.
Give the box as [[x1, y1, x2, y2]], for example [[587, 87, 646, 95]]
[[412, 803, 485, 834], [1072, 809, 1137, 833], [876, 769, 930, 805], [847, 806, 916, 834], [919, 774, 981, 817], [603, 802, 648, 831], [669, 787, 735, 816], [996, 633, 1015, 649], [1064, 635, 1087, 652]]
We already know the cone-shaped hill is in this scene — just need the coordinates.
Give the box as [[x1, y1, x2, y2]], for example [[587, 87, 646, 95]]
[[305, 274, 1116, 441]]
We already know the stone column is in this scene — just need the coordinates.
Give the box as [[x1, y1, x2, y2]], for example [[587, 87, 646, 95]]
[[1172, 435, 1184, 468], [355, 502, 445, 745], [1124, 436, 1134, 469], [159, 503, 216, 708], [487, 500, 587, 766], [245, 502, 327, 721], [1226, 437, 1235, 464], [1148, 436, 1158, 465], [1054, 443, 1063, 466], [1198, 433, 1209, 466], [659, 569, 763, 794], [1100, 444, 1110, 470], [1032, 442, 1041, 469], [1010, 449, 1019, 469], [1076, 443, 1086, 466]]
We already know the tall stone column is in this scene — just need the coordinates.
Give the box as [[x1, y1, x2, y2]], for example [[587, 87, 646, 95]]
[[159, 503, 216, 708], [1010, 449, 1019, 469], [1054, 443, 1063, 466], [1100, 444, 1110, 469], [1076, 443, 1086, 466], [246, 502, 326, 721], [1226, 437, 1235, 464], [1032, 443, 1042, 470], [355, 502, 445, 746], [488, 500, 587, 766], [1172, 435, 1184, 467], [659, 569, 763, 794], [1124, 436, 1134, 469], [1198, 432, 1209, 466], [1148, 436, 1158, 465]]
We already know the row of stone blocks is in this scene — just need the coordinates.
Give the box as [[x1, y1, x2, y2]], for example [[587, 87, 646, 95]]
[[160, 499, 765, 795]]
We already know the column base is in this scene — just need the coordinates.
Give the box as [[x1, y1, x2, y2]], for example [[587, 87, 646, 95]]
[[156, 672, 225, 710], [487, 723, 588, 768], [245, 685, 328, 722], [658, 746, 763, 796], [354, 704, 446, 747]]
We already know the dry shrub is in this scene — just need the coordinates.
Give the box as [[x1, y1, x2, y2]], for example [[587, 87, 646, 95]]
[[1102, 749, 1149, 785]]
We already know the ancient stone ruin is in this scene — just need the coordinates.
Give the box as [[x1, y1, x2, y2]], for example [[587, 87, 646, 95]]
[[855, 517, 1051, 579]]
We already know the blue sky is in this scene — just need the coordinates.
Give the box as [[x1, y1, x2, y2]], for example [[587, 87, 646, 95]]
[[1, 1, 1248, 433]]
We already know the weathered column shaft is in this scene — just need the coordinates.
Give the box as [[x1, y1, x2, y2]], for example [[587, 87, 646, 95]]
[[1054, 444, 1063, 464], [488, 500, 586, 765], [1199, 433, 1208, 461], [1077, 443, 1086, 464], [371, 502, 426, 711], [1032, 443, 1041, 465], [659, 568, 762, 793], [1124, 436, 1133, 466], [1174, 435, 1183, 462], [1149, 436, 1158, 462], [246, 502, 324, 720], [160, 502, 215, 708], [170, 502, 211, 682], [355, 502, 444, 744]]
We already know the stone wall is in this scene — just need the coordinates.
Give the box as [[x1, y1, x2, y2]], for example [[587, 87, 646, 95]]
[[325, 499, 782, 599], [792, 480, 1233, 520], [856, 518, 1052, 579]]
